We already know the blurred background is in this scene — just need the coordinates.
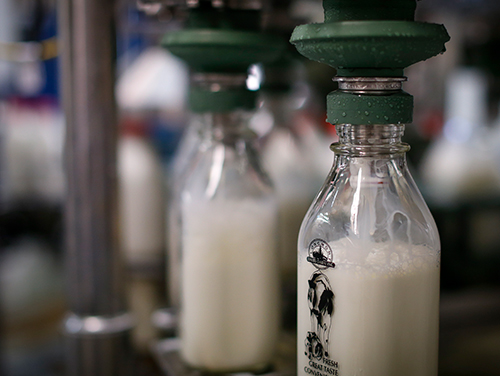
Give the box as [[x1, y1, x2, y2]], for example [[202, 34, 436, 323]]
[[0, 0, 500, 375]]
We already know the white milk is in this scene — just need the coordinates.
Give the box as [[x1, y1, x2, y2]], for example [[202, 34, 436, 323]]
[[278, 193, 313, 277], [298, 242, 440, 376], [118, 135, 165, 265], [180, 198, 280, 372]]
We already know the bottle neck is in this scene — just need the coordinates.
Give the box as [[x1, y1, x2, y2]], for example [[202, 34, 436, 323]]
[[332, 124, 410, 157], [196, 111, 256, 145]]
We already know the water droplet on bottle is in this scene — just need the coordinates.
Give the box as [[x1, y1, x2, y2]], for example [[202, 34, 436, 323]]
[[342, 112, 346, 117], [365, 111, 370, 116]]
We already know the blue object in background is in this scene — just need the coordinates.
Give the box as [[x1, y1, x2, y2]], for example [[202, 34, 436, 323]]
[[37, 5, 58, 99], [150, 117, 185, 163]]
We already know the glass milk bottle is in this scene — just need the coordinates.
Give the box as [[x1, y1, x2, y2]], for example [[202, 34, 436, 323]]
[[167, 114, 207, 310], [297, 123, 440, 376], [179, 108, 280, 372]]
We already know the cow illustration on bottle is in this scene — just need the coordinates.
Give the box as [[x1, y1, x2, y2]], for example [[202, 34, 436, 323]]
[[305, 239, 335, 360]]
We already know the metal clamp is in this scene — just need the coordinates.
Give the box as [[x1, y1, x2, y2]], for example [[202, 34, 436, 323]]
[[151, 308, 178, 331], [64, 312, 135, 336], [334, 76, 407, 94]]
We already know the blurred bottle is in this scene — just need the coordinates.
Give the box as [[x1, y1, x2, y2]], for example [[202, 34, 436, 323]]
[[2, 99, 65, 206], [179, 107, 280, 372], [421, 68, 500, 204], [0, 238, 65, 375], [118, 117, 166, 352], [115, 48, 189, 327], [165, 112, 208, 317]]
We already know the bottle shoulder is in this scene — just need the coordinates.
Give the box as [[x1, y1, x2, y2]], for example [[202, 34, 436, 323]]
[[181, 139, 275, 202], [299, 157, 440, 259]]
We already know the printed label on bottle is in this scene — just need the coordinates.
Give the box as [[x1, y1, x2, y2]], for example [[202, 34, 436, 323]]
[[307, 239, 335, 269], [302, 239, 339, 375]]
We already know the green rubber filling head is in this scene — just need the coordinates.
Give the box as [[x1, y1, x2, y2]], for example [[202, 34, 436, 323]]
[[162, 7, 284, 74], [290, 0, 449, 125], [291, 21, 450, 76], [189, 87, 257, 113], [163, 29, 284, 74], [161, 8, 285, 112], [327, 90, 413, 125]]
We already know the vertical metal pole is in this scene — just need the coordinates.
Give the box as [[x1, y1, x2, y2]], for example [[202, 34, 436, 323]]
[[58, 0, 133, 375]]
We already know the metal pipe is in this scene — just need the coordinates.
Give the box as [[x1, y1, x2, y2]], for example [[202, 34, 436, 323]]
[[58, 0, 133, 374]]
